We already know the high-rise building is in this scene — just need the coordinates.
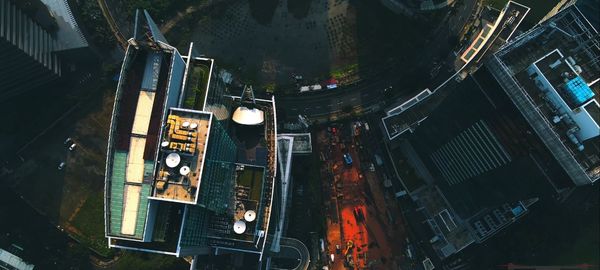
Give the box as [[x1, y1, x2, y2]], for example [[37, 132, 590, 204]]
[[104, 10, 279, 260], [0, 0, 62, 100], [0, 0, 87, 101], [381, 2, 599, 261]]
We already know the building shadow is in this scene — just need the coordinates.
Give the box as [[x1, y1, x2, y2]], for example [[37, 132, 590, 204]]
[[248, 0, 280, 25], [353, 1, 438, 97], [288, 0, 314, 19]]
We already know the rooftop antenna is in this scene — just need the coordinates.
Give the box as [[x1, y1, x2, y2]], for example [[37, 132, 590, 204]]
[[240, 85, 257, 107]]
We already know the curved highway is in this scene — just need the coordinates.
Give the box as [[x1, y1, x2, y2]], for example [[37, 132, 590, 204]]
[[268, 237, 310, 270]]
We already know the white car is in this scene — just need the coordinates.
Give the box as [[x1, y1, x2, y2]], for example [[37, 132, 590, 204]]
[[69, 143, 77, 151], [58, 162, 66, 170]]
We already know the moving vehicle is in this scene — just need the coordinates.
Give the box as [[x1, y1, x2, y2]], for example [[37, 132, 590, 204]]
[[343, 153, 353, 166]]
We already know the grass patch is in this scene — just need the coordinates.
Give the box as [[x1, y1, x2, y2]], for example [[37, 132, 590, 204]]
[[331, 63, 359, 79], [237, 166, 264, 202], [71, 192, 113, 257], [182, 64, 209, 110]]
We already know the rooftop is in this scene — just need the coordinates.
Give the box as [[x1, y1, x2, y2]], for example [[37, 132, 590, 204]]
[[407, 68, 570, 217], [0, 248, 34, 270], [279, 133, 312, 154], [152, 109, 212, 203], [106, 43, 173, 240], [490, 5, 600, 183], [412, 186, 474, 259], [206, 165, 265, 243], [105, 10, 278, 258]]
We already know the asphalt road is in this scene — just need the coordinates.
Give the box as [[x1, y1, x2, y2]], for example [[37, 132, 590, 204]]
[[276, 0, 480, 121], [269, 237, 310, 270], [277, 79, 390, 119]]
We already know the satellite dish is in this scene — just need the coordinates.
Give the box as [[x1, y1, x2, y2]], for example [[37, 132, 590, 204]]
[[182, 121, 190, 128], [179, 166, 190, 176], [161, 141, 169, 147], [165, 153, 181, 168], [232, 107, 264, 125], [190, 122, 198, 129], [233, 220, 246, 234], [244, 210, 256, 222]]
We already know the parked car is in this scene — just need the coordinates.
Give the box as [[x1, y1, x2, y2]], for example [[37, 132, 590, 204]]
[[69, 143, 77, 151], [58, 162, 66, 170], [63, 137, 73, 146]]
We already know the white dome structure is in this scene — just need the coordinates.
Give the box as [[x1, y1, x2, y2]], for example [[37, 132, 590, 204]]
[[232, 106, 264, 125], [232, 85, 265, 125]]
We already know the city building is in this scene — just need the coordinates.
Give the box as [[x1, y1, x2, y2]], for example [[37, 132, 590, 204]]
[[382, 1, 529, 140], [0, 248, 34, 270], [0, 0, 87, 101], [0, 0, 62, 100], [104, 10, 279, 261], [381, 2, 599, 262]]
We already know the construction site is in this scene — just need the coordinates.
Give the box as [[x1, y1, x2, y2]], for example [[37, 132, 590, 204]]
[[316, 122, 406, 270]]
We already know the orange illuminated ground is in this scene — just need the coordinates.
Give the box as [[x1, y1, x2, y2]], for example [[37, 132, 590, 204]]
[[318, 127, 406, 270]]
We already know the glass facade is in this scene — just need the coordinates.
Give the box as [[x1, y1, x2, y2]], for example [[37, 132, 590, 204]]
[[198, 120, 237, 213], [203, 65, 234, 126], [179, 205, 210, 247]]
